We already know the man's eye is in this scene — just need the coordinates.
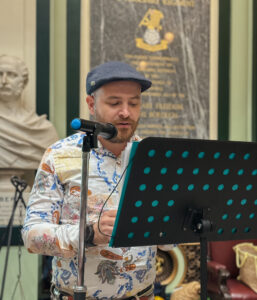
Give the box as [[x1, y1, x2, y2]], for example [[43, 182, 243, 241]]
[[129, 102, 139, 107], [109, 102, 119, 106]]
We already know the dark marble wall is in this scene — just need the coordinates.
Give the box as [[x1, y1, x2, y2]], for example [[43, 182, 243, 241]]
[[90, 0, 210, 139]]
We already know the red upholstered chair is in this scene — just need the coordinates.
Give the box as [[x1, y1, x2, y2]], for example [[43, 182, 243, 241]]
[[207, 239, 257, 300]]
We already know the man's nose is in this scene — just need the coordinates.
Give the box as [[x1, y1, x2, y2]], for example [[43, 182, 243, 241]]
[[118, 105, 130, 118]]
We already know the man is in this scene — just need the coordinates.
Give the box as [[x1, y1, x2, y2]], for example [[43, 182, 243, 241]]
[[22, 61, 170, 299], [0, 54, 58, 169]]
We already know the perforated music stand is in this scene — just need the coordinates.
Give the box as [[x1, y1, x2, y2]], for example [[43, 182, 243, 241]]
[[109, 137, 257, 300]]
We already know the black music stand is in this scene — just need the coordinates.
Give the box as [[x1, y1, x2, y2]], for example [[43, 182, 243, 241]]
[[109, 137, 257, 300]]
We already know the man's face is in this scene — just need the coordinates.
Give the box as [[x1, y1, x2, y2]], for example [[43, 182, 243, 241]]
[[88, 81, 141, 143], [0, 59, 24, 102]]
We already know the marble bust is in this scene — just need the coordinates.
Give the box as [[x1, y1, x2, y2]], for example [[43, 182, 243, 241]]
[[0, 54, 59, 170]]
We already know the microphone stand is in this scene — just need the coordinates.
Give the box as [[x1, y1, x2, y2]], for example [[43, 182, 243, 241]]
[[73, 132, 98, 300]]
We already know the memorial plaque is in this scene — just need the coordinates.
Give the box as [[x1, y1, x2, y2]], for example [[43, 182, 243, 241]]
[[90, 0, 210, 139]]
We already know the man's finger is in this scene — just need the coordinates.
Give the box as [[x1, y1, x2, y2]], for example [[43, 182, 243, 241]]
[[102, 209, 117, 217]]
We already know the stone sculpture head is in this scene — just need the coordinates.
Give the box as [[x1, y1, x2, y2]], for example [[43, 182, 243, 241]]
[[0, 55, 29, 103]]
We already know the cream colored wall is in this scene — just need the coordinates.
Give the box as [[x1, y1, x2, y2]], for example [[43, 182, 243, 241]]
[[0, 1, 38, 299], [50, 0, 90, 138], [80, 0, 90, 120], [50, 0, 67, 139], [229, 0, 253, 141]]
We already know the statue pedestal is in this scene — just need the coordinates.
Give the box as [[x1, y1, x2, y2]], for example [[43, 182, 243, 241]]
[[0, 169, 32, 226]]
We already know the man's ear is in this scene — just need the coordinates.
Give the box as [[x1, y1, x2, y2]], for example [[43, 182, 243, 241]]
[[86, 95, 95, 116]]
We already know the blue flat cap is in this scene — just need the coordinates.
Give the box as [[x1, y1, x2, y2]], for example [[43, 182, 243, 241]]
[[86, 61, 152, 95]]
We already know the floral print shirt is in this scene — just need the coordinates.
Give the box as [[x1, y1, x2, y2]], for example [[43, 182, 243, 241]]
[[22, 133, 157, 299]]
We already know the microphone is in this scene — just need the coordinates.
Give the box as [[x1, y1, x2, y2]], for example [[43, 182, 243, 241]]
[[71, 118, 118, 140]]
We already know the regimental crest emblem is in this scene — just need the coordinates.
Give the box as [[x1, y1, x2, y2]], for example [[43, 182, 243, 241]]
[[136, 9, 174, 52]]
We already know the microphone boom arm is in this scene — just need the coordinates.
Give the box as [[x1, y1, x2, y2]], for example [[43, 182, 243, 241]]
[[71, 118, 117, 140]]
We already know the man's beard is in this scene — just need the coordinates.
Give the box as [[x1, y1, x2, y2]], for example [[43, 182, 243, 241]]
[[110, 120, 139, 143], [94, 112, 139, 144]]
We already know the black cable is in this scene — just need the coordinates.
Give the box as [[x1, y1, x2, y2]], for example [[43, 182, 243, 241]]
[[97, 156, 135, 238]]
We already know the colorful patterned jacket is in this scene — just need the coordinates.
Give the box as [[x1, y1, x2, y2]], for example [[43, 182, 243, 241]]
[[22, 133, 157, 299]]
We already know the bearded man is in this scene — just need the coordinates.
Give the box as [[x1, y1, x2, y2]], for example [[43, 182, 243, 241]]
[[23, 61, 172, 300]]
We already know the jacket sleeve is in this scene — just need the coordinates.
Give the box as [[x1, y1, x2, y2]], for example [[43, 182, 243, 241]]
[[22, 148, 79, 258]]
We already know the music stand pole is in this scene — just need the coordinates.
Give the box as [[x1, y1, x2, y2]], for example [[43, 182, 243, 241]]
[[183, 207, 212, 299], [73, 133, 97, 300]]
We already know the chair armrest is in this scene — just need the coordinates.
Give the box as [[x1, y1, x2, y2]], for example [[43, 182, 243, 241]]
[[208, 261, 229, 275], [208, 260, 231, 298]]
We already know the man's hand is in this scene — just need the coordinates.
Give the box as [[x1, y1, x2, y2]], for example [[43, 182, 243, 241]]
[[93, 210, 117, 245]]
